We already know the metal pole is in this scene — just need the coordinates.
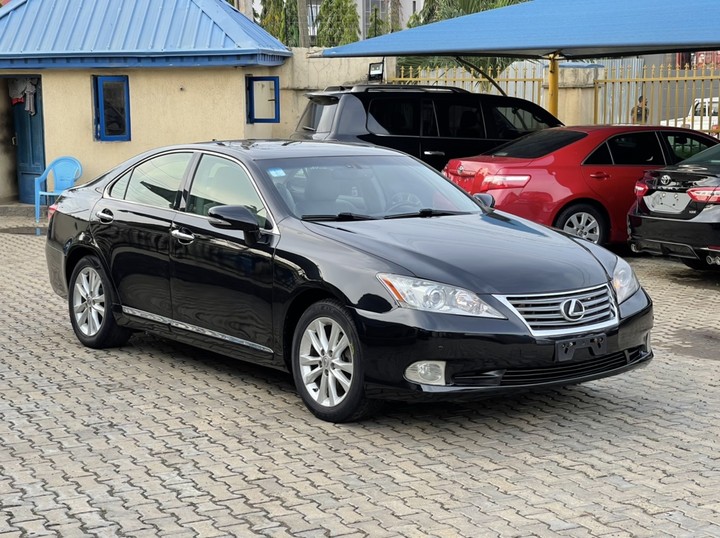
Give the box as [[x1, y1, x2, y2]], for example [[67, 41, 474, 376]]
[[548, 54, 559, 117]]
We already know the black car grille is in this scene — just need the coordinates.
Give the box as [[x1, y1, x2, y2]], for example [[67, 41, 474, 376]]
[[453, 347, 645, 387], [499, 284, 618, 336]]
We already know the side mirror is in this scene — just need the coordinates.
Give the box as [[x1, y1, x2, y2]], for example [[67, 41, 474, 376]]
[[208, 205, 261, 239], [473, 193, 495, 208]]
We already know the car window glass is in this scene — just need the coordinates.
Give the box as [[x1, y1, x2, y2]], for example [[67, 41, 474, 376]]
[[123, 152, 192, 208], [486, 104, 555, 139], [367, 98, 419, 136], [606, 133, 664, 165], [492, 129, 587, 158], [297, 98, 337, 134], [678, 142, 720, 164], [187, 154, 269, 228], [662, 132, 717, 162], [108, 170, 131, 199], [584, 142, 613, 165], [420, 99, 438, 136]]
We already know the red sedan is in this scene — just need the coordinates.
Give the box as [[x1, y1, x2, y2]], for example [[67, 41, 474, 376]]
[[443, 125, 719, 244]]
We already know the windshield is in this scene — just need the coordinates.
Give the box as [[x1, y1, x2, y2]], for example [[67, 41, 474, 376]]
[[679, 142, 720, 165], [259, 155, 482, 220], [491, 129, 587, 159]]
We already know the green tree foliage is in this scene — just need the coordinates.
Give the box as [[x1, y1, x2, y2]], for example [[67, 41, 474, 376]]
[[260, 0, 284, 40], [401, 0, 525, 77], [367, 7, 389, 38], [282, 0, 300, 46], [316, 0, 360, 47]]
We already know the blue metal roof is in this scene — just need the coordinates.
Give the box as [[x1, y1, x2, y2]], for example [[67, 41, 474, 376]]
[[323, 0, 720, 59], [0, 0, 291, 69]]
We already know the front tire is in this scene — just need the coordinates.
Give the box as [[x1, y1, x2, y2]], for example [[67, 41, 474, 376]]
[[68, 256, 131, 349], [555, 204, 608, 245], [291, 299, 378, 422]]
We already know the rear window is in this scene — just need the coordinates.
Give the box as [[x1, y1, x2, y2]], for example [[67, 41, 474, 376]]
[[296, 97, 338, 134], [491, 129, 587, 159], [680, 143, 720, 165]]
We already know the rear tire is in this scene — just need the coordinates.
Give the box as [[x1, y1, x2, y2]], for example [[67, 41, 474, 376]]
[[68, 256, 131, 349], [554, 204, 608, 245], [291, 299, 380, 423]]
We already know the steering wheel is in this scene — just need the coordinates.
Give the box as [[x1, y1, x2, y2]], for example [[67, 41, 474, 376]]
[[387, 192, 423, 213]]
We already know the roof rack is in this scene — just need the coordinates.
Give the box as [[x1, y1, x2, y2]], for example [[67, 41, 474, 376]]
[[321, 84, 470, 94]]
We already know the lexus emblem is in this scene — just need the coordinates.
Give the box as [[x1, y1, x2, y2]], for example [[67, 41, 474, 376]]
[[660, 175, 672, 186], [560, 299, 585, 321]]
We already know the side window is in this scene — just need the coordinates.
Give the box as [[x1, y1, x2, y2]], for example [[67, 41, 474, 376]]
[[584, 143, 613, 165], [420, 100, 438, 136], [93, 75, 130, 142], [367, 98, 419, 136], [108, 171, 131, 199], [662, 132, 717, 163], [486, 104, 553, 139], [186, 155, 270, 228], [606, 133, 664, 165], [123, 152, 192, 208], [434, 101, 485, 138]]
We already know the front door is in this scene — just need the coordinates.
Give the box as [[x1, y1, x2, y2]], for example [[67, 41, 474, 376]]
[[10, 77, 45, 204]]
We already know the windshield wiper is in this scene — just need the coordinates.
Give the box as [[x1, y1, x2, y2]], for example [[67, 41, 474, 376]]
[[302, 212, 378, 221], [384, 208, 469, 219]]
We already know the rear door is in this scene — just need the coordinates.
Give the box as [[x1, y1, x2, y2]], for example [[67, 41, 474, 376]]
[[423, 95, 492, 170], [90, 151, 194, 325], [361, 96, 421, 161]]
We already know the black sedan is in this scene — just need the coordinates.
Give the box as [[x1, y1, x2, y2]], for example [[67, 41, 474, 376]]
[[47, 140, 653, 422], [629, 143, 720, 270]]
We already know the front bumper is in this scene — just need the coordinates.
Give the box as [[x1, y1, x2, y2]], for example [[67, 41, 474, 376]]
[[353, 288, 653, 401]]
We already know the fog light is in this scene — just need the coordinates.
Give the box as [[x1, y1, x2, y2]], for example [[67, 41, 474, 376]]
[[405, 361, 446, 386]]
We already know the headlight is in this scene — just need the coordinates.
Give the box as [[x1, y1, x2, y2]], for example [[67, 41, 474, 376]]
[[612, 257, 640, 303], [377, 273, 504, 318]]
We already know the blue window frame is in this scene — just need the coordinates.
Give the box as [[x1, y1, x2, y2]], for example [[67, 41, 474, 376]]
[[94, 75, 131, 141], [246, 76, 280, 124]]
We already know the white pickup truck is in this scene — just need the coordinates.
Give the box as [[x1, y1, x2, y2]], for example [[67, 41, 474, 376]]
[[661, 97, 719, 134]]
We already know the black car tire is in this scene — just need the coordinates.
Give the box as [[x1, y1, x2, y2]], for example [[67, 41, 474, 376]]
[[555, 204, 608, 245], [292, 299, 379, 423], [68, 256, 131, 349]]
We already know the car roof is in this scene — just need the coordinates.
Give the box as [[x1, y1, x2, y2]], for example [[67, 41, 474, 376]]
[[157, 139, 408, 161], [543, 124, 715, 135]]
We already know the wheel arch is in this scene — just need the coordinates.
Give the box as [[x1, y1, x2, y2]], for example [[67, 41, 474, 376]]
[[552, 198, 610, 230]]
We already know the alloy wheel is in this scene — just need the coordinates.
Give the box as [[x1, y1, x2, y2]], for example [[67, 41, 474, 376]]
[[72, 266, 106, 337], [298, 316, 354, 408], [562, 212, 601, 243]]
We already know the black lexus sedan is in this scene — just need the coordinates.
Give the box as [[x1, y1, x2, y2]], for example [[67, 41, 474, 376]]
[[46, 140, 653, 422], [629, 143, 720, 271]]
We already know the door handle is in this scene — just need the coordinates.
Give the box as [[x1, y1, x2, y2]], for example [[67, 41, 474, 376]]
[[423, 150, 446, 156], [589, 172, 610, 180], [171, 228, 195, 243], [95, 208, 114, 223], [11, 136, 17, 146]]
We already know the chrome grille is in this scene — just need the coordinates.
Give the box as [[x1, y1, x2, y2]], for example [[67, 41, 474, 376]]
[[497, 284, 618, 336]]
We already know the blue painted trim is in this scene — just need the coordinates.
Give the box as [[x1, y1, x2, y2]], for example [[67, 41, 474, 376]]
[[246, 76, 280, 124], [95, 75, 131, 142], [0, 54, 289, 70]]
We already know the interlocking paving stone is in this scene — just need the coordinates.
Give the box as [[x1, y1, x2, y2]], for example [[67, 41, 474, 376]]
[[1, 226, 719, 536]]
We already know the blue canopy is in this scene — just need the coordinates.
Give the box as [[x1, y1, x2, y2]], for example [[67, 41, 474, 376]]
[[323, 0, 720, 59]]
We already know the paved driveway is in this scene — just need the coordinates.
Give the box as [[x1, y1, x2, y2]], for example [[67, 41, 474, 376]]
[[1, 226, 719, 537]]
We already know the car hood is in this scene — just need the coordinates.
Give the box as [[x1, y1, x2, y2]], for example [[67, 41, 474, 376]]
[[304, 212, 612, 295]]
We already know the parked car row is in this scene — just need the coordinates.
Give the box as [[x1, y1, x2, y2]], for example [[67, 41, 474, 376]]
[[292, 85, 720, 271]]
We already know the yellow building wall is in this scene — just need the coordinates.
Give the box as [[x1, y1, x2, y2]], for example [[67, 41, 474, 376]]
[[41, 68, 276, 185]]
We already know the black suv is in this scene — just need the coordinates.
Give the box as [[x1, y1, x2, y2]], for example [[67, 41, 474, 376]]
[[291, 85, 563, 170]]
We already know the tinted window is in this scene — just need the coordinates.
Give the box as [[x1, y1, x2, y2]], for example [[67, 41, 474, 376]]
[[486, 103, 558, 139], [492, 129, 587, 158], [108, 171, 130, 199], [678, 142, 720, 165], [367, 99, 419, 136], [606, 133, 664, 165], [123, 152, 192, 208], [433, 100, 485, 138], [420, 100, 438, 136], [662, 132, 716, 162], [584, 143, 613, 165], [187, 154, 269, 228]]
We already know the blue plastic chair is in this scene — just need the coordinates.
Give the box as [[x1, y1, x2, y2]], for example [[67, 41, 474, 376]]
[[34, 156, 82, 222]]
